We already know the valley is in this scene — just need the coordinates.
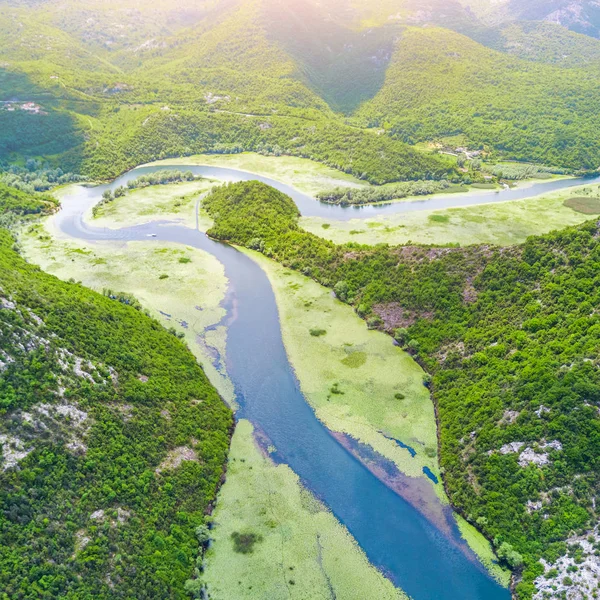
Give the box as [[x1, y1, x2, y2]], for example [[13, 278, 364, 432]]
[[17, 155, 600, 598], [16, 162, 520, 599], [3, 1, 600, 599]]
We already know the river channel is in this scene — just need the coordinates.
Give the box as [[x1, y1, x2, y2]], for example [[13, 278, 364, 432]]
[[51, 163, 583, 600]]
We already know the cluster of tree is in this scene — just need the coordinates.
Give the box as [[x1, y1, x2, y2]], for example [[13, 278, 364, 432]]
[[125, 170, 198, 189], [0, 182, 58, 217], [317, 180, 457, 205], [79, 108, 455, 184], [0, 160, 85, 193], [484, 163, 571, 181], [0, 227, 232, 597], [203, 180, 600, 599]]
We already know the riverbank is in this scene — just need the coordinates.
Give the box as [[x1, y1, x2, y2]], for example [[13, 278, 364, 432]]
[[301, 180, 600, 246], [241, 248, 439, 481], [18, 220, 235, 405], [204, 419, 407, 600]]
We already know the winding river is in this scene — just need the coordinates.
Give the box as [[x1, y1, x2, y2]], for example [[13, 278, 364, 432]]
[[95, 163, 600, 221], [51, 163, 592, 600]]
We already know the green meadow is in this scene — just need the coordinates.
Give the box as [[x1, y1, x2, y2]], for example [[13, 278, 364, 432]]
[[301, 182, 600, 247], [204, 419, 407, 600], [91, 179, 216, 230]]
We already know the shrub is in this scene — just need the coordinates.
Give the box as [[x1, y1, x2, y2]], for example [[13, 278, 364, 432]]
[[231, 531, 262, 554], [309, 328, 327, 337]]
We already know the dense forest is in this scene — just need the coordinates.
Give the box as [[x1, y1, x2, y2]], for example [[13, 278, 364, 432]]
[[203, 181, 600, 598], [0, 214, 232, 596]]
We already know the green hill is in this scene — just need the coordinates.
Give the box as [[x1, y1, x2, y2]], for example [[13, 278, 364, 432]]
[[0, 226, 232, 597], [357, 26, 600, 169], [4, 0, 600, 177], [203, 179, 600, 600]]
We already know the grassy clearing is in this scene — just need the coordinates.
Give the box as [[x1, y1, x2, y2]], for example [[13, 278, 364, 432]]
[[454, 515, 512, 587], [241, 248, 439, 482], [91, 179, 216, 230], [18, 222, 234, 405], [204, 419, 407, 600], [145, 153, 366, 196], [301, 182, 600, 247]]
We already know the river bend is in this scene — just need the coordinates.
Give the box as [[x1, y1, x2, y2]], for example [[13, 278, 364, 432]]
[[50, 166, 534, 600]]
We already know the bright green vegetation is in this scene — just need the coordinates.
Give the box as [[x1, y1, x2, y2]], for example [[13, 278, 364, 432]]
[[19, 222, 234, 405], [357, 26, 600, 169], [302, 183, 600, 247], [91, 179, 215, 229], [404, 221, 600, 597], [80, 109, 452, 183], [6, 0, 600, 185], [242, 248, 438, 482], [0, 228, 232, 597], [147, 153, 366, 196], [204, 419, 407, 600], [317, 180, 464, 206], [203, 180, 600, 598], [0, 182, 58, 217], [455, 515, 512, 588]]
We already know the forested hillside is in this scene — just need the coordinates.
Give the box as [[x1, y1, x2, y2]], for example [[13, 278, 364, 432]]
[[203, 180, 600, 599], [465, 0, 600, 39], [357, 26, 600, 169], [0, 219, 232, 596], [3, 0, 600, 180]]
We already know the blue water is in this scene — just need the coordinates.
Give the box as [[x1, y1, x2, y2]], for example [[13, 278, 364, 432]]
[[54, 171, 515, 600], [423, 467, 440, 484], [94, 162, 600, 221]]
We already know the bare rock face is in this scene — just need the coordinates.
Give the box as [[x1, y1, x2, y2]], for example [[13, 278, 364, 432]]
[[534, 527, 600, 599]]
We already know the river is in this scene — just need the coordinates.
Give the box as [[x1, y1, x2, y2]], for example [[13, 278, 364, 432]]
[[91, 163, 600, 221], [50, 164, 581, 600]]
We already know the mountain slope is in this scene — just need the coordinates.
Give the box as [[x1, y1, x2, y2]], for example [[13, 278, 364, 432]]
[[0, 226, 232, 597], [4, 0, 600, 176], [357, 26, 600, 169], [461, 0, 600, 38]]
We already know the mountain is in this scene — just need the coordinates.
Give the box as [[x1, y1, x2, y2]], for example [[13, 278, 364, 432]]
[[3, 0, 600, 178], [461, 0, 600, 38]]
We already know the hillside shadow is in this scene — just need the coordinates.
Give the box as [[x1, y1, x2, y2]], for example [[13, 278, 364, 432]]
[[0, 69, 87, 167], [262, 0, 396, 114]]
